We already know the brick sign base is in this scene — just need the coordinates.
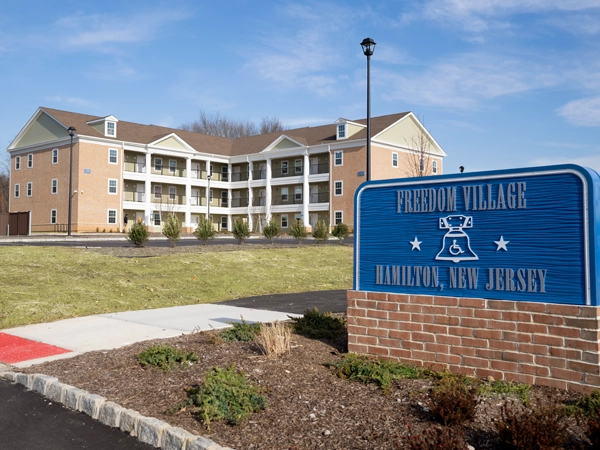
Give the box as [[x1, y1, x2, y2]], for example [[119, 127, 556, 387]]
[[347, 291, 600, 392]]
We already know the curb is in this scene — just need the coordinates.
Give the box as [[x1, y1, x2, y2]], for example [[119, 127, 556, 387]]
[[0, 369, 233, 450]]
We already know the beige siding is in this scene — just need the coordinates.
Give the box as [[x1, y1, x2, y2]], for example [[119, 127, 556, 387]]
[[16, 112, 69, 148], [376, 115, 442, 155], [272, 138, 298, 151], [89, 122, 104, 135], [155, 136, 187, 150], [346, 122, 364, 138]]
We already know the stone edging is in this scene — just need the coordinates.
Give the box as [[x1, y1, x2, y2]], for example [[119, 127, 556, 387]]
[[0, 370, 232, 450]]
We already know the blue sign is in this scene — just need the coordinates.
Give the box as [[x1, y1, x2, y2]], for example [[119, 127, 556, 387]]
[[354, 165, 600, 306]]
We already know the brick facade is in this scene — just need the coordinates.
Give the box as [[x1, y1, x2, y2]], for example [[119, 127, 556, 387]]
[[347, 290, 600, 392]]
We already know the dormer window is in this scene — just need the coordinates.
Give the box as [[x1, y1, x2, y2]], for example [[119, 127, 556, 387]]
[[106, 121, 116, 137], [337, 124, 346, 139]]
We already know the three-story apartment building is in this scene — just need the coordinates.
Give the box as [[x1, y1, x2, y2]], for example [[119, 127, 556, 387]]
[[7, 107, 446, 233]]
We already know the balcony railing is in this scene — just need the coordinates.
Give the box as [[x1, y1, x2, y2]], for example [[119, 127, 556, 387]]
[[124, 162, 147, 173], [152, 194, 185, 205], [231, 172, 249, 182], [309, 192, 329, 203], [271, 195, 303, 205], [124, 191, 146, 202], [252, 169, 266, 180], [230, 197, 249, 207], [252, 197, 267, 206], [189, 197, 228, 207], [309, 163, 329, 175]]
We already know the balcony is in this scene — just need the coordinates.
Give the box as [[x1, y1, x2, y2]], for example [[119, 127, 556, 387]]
[[310, 163, 329, 175], [152, 194, 185, 205], [189, 196, 228, 207], [252, 197, 267, 207], [153, 164, 185, 177], [124, 162, 146, 173], [230, 197, 249, 207], [124, 191, 146, 202], [231, 171, 249, 182], [309, 192, 329, 203], [252, 169, 267, 180], [272, 194, 303, 206]]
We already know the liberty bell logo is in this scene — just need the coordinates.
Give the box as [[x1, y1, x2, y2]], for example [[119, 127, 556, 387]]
[[435, 215, 478, 263]]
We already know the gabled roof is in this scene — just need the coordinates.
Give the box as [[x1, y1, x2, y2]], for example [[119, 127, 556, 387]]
[[10, 108, 415, 157]]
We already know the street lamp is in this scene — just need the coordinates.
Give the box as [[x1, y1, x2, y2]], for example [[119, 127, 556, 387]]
[[361, 37, 376, 181], [67, 126, 76, 236]]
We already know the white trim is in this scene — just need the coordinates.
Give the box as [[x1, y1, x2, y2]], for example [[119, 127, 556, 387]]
[[108, 148, 118, 164], [51, 178, 58, 194], [169, 159, 177, 174], [105, 121, 116, 137], [294, 159, 302, 174], [52, 148, 59, 164], [334, 210, 343, 225], [334, 151, 343, 166], [50, 209, 57, 224], [15, 156, 20, 170], [334, 180, 343, 196], [107, 209, 117, 224], [392, 152, 398, 168], [14, 183, 20, 198], [154, 157, 162, 172], [108, 178, 118, 195], [27, 153, 33, 168], [281, 214, 288, 228], [26, 182, 32, 197]]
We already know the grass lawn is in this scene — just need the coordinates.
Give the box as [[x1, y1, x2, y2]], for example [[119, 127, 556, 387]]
[[0, 245, 353, 329]]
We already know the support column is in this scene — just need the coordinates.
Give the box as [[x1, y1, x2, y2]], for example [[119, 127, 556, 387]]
[[145, 152, 152, 224], [185, 158, 192, 230], [248, 161, 254, 229], [265, 158, 272, 222], [303, 152, 310, 229]]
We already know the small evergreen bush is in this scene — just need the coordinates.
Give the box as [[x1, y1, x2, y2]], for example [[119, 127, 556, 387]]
[[312, 219, 329, 243], [289, 219, 308, 244], [402, 423, 469, 450], [478, 379, 531, 404], [162, 214, 181, 247], [186, 365, 267, 428], [262, 218, 280, 243], [127, 220, 150, 247], [567, 388, 600, 418], [587, 410, 600, 447], [232, 218, 250, 244], [136, 345, 198, 372], [331, 222, 349, 244], [428, 376, 478, 426], [325, 353, 422, 394], [495, 400, 569, 450], [194, 217, 216, 245], [290, 308, 346, 340], [220, 319, 261, 342]]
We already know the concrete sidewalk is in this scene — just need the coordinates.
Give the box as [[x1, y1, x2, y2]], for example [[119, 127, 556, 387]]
[[0, 290, 347, 368]]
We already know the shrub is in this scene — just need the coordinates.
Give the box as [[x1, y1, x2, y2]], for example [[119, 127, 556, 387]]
[[495, 400, 569, 450], [162, 214, 181, 247], [402, 423, 469, 450], [256, 322, 292, 357], [136, 345, 198, 372], [428, 376, 478, 426], [325, 353, 422, 394], [331, 222, 349, 244], [567, 388, 600, 418], [127, 220, 150, 247], [220, 318, 261, 342], [588, 410, 600, 447], [232, 217, 250, 244], [186, 365, 267, 428], [312, 219, 329, 243], [262, 218, 280, 243], [194, 217, 216, 245], [478, 379, 531, 404], [289, 219, 308, 244], [290, 308, 346, 340]]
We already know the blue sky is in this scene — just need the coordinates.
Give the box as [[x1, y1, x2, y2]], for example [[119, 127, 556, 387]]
[[2, 0, 600, 174]]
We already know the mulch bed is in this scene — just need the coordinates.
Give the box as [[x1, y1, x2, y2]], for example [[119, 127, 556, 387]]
[[22, 328, 595, 450]]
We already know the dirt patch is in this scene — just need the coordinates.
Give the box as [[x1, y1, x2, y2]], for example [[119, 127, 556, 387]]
[[22, 328, 594, 449]]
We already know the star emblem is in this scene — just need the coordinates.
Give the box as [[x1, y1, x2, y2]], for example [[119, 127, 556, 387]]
[[410, 237, 422, 251], [494, 236, 509, 251]]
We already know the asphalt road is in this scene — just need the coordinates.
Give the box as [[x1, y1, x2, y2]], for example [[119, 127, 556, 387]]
[[0, 379, 155, 450]]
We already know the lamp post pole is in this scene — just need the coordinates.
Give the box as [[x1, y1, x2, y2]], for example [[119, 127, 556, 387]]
[[361, 38, 376, 181], [206, 168, 212, 221], [67, 127, 76, 236]]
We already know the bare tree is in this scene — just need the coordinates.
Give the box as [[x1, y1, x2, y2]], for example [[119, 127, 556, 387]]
[[0, 160, 9, 213], [180, 110, 287, 139], [404, 130, 433, 177]]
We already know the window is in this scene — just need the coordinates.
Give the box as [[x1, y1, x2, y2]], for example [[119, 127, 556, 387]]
[[109, 148, 118, 164], [108, 179, 117, 194], [169, 160, 177, 174], [52, 149, 58, 164], [221, 216, 228, 230], [335, 211, 343, 225], [221, 166, 228, 181], [27, 154, 33, 168], [334, 181, 343, 196], [14, 184, 20, 198], [281, 187, 288, 202], [108, 209, 117, 224], [337, 124, 346, 139], [27, 182, 32, 197], [169, 186, 177, 200], [154, 185, 162, 199], [432, 160, 438, 174], [281, 161, 288, 175], [15, 156, 20, 170], [51, 209, 57, 225], [392, 153, 398, 167], [281, 215, 288, 228], [209, 189, 214, 202], [295, 159, 302, 174], [295, 187, 302, 201], [221, 191, 228, 206], [154, 158, 162, 172], [51, 179, 58, 194], [153, 212, 161, 226], [334, 151, 343, 166], [106, 121, 116, 137]]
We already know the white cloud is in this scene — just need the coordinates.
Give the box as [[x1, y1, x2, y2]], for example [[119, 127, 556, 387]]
[[44, 96, 94, 108], [84, 60, 141, 81], [557, 96, 600, 126]]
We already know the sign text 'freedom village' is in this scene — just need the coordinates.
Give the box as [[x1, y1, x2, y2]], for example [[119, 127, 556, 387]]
[[354, 165, 600, 306]]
